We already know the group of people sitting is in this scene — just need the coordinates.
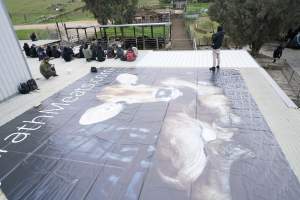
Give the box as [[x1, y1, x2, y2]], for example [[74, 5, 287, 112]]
[[24, 40, 139, 80], [80, 42, 138, 62], [23, 43, 61, 60]]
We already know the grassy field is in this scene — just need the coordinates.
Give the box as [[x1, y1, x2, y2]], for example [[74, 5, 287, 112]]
[[4, 0, 89, 24], [4, 0, 166, 25], [16, 29, 52, 40], [99, 26, 170, 38], [186, 2, 209, 15]]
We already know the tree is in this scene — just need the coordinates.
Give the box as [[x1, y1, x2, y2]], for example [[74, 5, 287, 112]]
[[83, 0, 138, 25], [209, 0, 299, 56]]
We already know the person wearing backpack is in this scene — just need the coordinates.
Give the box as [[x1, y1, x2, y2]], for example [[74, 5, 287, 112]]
[[126, 47, 137, 62], [210, 26, 225, 72], [39, 57, 58, 79]]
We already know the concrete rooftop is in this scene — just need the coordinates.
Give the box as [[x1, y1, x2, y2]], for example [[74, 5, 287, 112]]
[[0, 47, 300, 199]]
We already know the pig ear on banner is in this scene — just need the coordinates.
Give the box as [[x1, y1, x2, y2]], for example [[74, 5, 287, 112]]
[[79, 102, 124, 125]]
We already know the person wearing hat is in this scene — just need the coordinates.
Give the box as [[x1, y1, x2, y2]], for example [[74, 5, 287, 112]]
[[39, 57, 58, 79]]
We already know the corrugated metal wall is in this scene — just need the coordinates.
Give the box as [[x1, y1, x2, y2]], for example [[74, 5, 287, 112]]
[[0, 0, 32, 102]]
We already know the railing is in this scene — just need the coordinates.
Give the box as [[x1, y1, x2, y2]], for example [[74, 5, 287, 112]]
[[282, 63, 300, 106]]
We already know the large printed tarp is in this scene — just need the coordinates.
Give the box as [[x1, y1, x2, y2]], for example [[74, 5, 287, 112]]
[[0, 67, 299, 200]]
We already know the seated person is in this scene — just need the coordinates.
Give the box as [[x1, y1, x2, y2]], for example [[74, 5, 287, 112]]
[[46, 45, 52, 57], [51, 45, 61, 58], [132, 46, 138, 56], [96, 45, 106, 62], [115, 44, 125, 59], [23, 43, 31, 57], [30, 44, 38, 58], [30, 32, 37, 41], [39, 57, 58, 79], [90, 43, 97, 60], [106, 45, 116, 58], [82, 43, 93, 62], [78, 45, 85, 58], [126, 47, 137, 62], [37, 46, 47, 61], [62, 46, 74, 62]]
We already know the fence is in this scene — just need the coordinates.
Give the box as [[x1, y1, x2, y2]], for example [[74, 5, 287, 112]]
[[282, 64, 300, 106]]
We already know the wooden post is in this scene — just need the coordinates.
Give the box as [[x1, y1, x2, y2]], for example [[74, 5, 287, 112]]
[[76, 28, 80, 41], [121, 27, 124, 39], [151, 26, 154, 38], [104, 27, 107, 39], [99, 27, 103, 38], [84, 28, 88, 40], [64, 23, 70, 42], [142, 26, 145, 49], [94, 26, 98, 39], [133, 26, 136, 38], [55, 21, 62, 40]]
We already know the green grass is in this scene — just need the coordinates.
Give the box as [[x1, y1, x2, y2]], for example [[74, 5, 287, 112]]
[[4, 0, 168, 25], [15, 29, 56, 40], [186, 17, 219, 46], [186, 3, 209, 15], [98, 26, 170, 38], [4, 0, 87, 24]]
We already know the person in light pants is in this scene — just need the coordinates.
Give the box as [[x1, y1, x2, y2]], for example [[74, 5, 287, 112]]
[[210, 26, 225, 72]]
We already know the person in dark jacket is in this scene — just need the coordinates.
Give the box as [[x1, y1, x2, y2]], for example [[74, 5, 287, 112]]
[[90, 43, 97, 60], [78, 45, 85, 58], [210, 26, 225, 72], [37, 46, 47, 61], [51, 45, 61, 58], [23, 43, 31, 57], [273, 44, 284, 63], [30, 32, 37, 41], [62, 47, 74, 62], [46, 45, 52, 58], [30, 44, 38, 58], [96, 44, 106, 62]]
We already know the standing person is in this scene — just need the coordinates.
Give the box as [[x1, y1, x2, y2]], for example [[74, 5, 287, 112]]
[[23, 43, 31, 57], [273, 44, 284, 63], [39, 57, 58, 79], [210, 26, 225, 72]]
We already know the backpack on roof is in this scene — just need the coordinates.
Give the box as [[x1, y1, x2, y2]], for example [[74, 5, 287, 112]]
[[18, 82, 30, 94], [27, 79, 38, 91]]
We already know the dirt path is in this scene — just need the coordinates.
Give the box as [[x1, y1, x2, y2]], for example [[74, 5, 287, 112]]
[[14, 20, 99, 30], [171, 15, 193, 50]]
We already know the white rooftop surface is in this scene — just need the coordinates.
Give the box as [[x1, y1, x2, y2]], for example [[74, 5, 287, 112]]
[[1, 50, 300, 182], [19, 40, 60, 47]]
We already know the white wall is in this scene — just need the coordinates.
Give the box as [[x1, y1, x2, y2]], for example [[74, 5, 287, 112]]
[[0, 0, 32, 102]]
